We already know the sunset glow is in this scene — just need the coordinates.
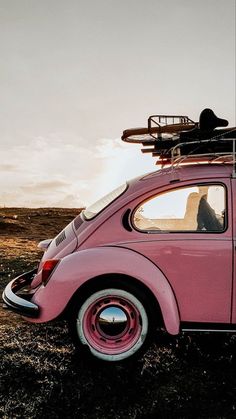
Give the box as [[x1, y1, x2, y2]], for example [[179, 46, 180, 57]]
[[0, 0, 235, 207]]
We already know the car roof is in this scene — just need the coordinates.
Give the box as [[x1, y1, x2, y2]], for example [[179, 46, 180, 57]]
[[127, 163, 233, 196]]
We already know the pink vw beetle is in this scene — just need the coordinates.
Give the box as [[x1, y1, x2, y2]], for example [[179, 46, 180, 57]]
[[3, 109, 236, 362]]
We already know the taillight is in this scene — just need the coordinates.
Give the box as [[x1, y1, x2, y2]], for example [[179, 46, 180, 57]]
[[42, 259, 60, 285]]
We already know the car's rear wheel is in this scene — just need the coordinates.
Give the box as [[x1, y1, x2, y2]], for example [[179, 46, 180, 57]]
[[68, 284, 153, 362]]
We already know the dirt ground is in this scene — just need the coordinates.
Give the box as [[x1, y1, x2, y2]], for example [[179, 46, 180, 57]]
[[0, 208, 236, 419]]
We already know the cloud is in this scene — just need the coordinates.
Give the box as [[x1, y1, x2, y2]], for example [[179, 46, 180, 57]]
[[0, 191, 21, 207], [0, 134, 154, 207], [54, 194, 83, 208], [0, 164, 19, 172], [20, 180, 70, 193]]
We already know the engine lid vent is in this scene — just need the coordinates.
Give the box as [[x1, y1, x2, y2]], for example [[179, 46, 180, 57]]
[[74, 214, 84, 230], [55, 230, 66, 246]]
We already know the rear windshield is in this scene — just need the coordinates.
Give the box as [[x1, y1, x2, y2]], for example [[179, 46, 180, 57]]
[[83, 183, 127, 220]]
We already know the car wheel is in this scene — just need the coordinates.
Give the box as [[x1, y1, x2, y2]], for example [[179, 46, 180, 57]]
[[69, 286, 152, 362]]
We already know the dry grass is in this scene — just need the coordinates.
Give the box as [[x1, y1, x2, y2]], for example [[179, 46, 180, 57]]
[[0, 209, 236, 418]]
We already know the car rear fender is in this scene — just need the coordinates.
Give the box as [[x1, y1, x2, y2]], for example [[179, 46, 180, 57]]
[[30, 246, 180, 335]]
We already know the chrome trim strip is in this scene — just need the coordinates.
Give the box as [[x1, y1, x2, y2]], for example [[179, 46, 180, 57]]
[[182, 328, 236, 333]]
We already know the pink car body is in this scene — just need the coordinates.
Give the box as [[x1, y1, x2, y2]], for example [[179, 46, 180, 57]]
[[3, 162, 236, 360]]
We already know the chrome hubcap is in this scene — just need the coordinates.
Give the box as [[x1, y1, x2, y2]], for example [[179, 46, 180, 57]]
[[97, 306, 128, 337]]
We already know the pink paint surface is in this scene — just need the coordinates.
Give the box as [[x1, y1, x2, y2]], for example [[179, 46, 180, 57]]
[[25, 164, 236, 333]]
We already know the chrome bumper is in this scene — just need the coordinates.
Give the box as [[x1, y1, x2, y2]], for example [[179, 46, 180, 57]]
[[2, 268, 39, 317]]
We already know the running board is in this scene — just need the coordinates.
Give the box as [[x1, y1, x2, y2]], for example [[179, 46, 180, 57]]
[[181, 322, 236, 333], [182, 328, 236, 333]]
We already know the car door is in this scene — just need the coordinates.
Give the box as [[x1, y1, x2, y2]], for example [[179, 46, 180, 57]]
[[231, 177, 236, 324], [126, 178, 233, 324]]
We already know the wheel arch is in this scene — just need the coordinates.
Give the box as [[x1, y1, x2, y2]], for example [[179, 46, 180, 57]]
[[30, 246, 180, 335], [65, 272, 163, 327]]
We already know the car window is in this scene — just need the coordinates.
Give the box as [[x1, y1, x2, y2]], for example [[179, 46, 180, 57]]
[[133, 184, 226, 233], [83, 183, 127, 220]]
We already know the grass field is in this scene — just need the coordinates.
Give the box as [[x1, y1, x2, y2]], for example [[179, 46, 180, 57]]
[[0, 208, 236, 418]]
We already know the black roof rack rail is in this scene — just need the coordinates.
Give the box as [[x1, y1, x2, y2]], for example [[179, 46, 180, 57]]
[[121, 108, 236, 167]]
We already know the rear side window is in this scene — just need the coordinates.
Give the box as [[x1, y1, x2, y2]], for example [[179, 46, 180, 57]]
[[83, 183, 127, 220], [133, 184, 226, 233]]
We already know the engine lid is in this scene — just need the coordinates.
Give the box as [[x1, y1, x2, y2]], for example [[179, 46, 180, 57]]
[[40, 220, 78, 264]]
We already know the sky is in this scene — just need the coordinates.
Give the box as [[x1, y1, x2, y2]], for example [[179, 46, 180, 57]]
[[0, 0, 235, 208]]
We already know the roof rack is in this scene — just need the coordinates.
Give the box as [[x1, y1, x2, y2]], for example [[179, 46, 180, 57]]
[[121, 108, 236, 169]]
